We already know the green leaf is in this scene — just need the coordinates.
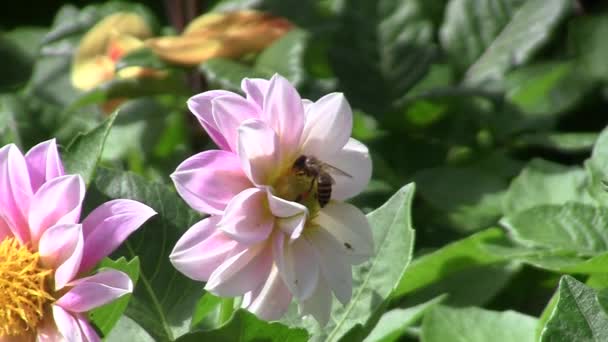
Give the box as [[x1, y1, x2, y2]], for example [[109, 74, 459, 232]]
[[176, 310, 308, 342], [92, 168, 204, 341], [201, 58, 270, 92], [62, 111, 117, 186], [283, 184, 416, 341], [89, 257, 140, 337], [422, 306, 538, 342], [116, 48, 170, 71], [505, 61, 590, 117], [503, 159, 594, 216], [106, 316, 155, 342], [440, 0, 571, 84], [255, 29, 310, 85], [329, 0, 436, 113], [516, 132, 598, 154], [392, 228, 508, 298], [190, 292, 222, 330], [0, 33, 34, 91], [502, 203, 608, 256], [540, 276, 608, 341], [414, 165, 509, 232], [568, 15, 608, 82], [363, 296, 445, 342], [584, 126, 608, 206]]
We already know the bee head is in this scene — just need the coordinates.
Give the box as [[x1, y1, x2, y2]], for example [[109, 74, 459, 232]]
[[293, 155, 308, 169]]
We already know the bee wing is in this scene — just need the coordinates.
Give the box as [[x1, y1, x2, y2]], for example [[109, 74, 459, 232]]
[[323, 163, 353, 179]]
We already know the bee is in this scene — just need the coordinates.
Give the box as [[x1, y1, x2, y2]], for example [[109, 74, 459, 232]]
[[292, 155, 352, 208]]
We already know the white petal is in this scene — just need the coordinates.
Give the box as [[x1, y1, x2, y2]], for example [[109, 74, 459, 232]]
[[244, 265, 292, 321], [301, 93, 353, 160], [325, 138, 372, 200], [299, 275, 332, 326], [314, 202, 373, 264], [274, 234, 319, 300], [218, 188, 273, 244], [307, 229, 352, 305], [212, 95, 260, 151]]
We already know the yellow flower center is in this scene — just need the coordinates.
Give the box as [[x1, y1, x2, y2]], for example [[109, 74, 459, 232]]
[[0, 237, 54, 337]]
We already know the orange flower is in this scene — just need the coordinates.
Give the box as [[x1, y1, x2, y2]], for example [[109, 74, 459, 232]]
[[71, 12, 154, 91], [146, 10, 293, 66]]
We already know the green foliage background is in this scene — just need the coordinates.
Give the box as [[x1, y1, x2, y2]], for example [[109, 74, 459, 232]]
[[3, 0, 608, 341]]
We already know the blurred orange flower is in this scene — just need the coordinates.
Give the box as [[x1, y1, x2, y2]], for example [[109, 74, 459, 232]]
[[146, 10, 293, 66], [71, 12, 156, 91]]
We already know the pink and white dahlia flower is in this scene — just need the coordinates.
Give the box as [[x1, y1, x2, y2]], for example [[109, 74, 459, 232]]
[[170, 74, 373, 324], [0, 139, 156, 341]]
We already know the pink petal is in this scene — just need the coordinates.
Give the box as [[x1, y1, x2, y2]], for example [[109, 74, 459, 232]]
[[326, 138, 372, 200], [241, 78, 270, 110], [79, 199, 156, 273], [205, 242, 273, 296], [314, 202, 373, 265], [38, 223, 84, 290], [51, 305, 83, 342], [299, 275, 332, 326], [274, 234, 319, 300], [244, 265, 292, 321], [0, 218, 10, 241], [28, 174, 85, 246], [218, 188, 273, 244], [0, 144, 33, 243], [308, 228, 352, 305], [56, 270, 133, 312], [188, 90, 235, 150], [35, 314, 63, 342], [170, 217, 241, 282], [237, 119, 280, 185], [25, 139, 65, 192], [75, 314, 101, 342], [171, 150, 251, 215], [261, 74, 305, 160], [212, 95, 260, 151], [300, 93, 353, 160]]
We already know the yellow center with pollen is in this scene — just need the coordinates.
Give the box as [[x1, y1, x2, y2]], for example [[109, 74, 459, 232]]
[[0, 237, 54, 337]]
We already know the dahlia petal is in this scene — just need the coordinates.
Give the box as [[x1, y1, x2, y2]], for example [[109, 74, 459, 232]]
[[218, 188, 273, 244], [299, 274, 332, 326], [262, 74, 305, 159], [25, 139, 65, 192], [28, 175, 85, 245], [276, 214, 306, 241], [244, 265, 292, 320], [75, 314, 101, 342], [266, 190, 307, 218], [187, 90, 235, 150], [56, 270, 133, 312], [212, 95, 260, 151], [205, 242, 272, 296], [79, 199, 155, 273], [237, 119, 280, 185], [301, 93, 353, 160], [308, 228, 352, 305], [326, 138, 372, 200], [315, 202, 373, 265], [0, 144, 33, 243], [38, 223, 84, 290], [170, 217, 240, 281], [35, 314, 63, 342], [171, 150, 251, 215], [275, 235, 319, 300], [241, 78, 270, 109], [52, 305, 83, 342], [0, 218, 10, 241]]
